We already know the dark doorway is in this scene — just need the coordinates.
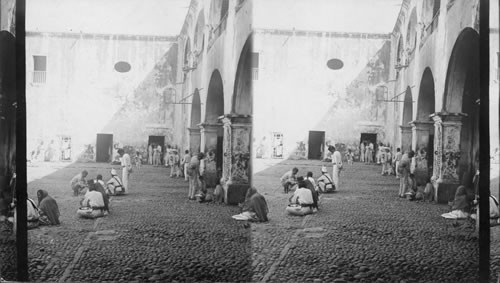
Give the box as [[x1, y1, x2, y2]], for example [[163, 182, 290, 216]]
[[427, 134, 434, 178], [96, 134, 113, 162], [148, 136, 165, 150], [308, 131, 325, 160], [216, 135, 223, 171], [360, 133, 377, 145]]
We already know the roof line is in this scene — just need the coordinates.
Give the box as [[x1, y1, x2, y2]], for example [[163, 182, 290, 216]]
[[25, 31, 177, 41]]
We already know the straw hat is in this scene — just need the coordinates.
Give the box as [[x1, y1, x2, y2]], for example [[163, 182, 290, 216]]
[[321, 166, 328, 173], [111, 169, 117, 176]]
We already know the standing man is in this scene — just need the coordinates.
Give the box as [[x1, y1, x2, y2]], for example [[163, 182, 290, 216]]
[[148, 143, 153, 165], [118, 149, 132, 194], [182, 150, 191, 182], [393, 148, 402, 179], [330, 145, 343, 191], [398, 150, 415, 198]]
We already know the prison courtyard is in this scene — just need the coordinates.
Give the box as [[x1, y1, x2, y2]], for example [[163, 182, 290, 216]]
[[0, 160, 497, 282]]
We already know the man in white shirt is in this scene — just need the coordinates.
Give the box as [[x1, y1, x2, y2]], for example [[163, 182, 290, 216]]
[[330, 146, 343, 191], [286, 179, 314, 216], [280, 167, 298, 193], [118, 149, 132, 193], [77, 184, 105, 219]]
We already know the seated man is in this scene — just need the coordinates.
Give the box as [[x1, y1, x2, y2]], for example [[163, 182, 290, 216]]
[[70, 170, 88, 196], [302, 176, 319, 211], [106, 169, 124, 195], [90, 179, 110, 214], [286, 179, 315, 216], [232, 187, 269, 222], [280, 167, 298, 194], [441, 185, 474, 219], [316, 166, 335, 193], [37, 189, 60, 225], [77, 183, 106, 219]]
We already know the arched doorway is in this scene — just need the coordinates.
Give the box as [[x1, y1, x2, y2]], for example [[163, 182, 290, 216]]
[[413, 68, 436, 183], [188, 89, 202, 155], [442, 28, 479, 187], [400, 87, 413, 153], [204, 70, 224, 169]]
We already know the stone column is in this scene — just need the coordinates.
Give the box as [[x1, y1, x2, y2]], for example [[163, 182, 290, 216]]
[[410, 120, 434, 185], [188, 127, 201, 155], [430, 112, 466, 203], [221, 115, 252, 205], [399, 125, 413, 153], [199, 123, 220, 153]]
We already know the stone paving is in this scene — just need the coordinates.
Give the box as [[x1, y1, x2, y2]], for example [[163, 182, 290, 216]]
[[2, 162, 252, 282], [0, 160, 499, 282], [251, 159, 497, 283]]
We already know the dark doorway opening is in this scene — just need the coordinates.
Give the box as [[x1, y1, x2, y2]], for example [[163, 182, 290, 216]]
[[360, 133, 377, 145], [308, 131, 325, 160], [216, 135, 223, 171], [96, 134, 113, 162], [148, 136, 165, 151]]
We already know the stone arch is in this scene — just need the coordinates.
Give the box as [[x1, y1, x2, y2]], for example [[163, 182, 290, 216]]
[[400, 87, 413, 153], [417, 68, 435, 121], [413, 67, 436, 183], [402, 87, 413, 126], [205, 70, 224, 123], [406, 8, 418, 53], [204, 70, 224, 168], [231, 35, 252, 115], [209, 0, 229, 27], [183, 38, 191, 67], [193, 11, 205, 56], [443, 28, 480, 186], [190, 89, 201, 127]]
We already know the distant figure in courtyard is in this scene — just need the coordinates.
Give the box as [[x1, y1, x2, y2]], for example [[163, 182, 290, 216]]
[[187, 152, 202, 200], [70, 170, 88, 196], [152, 144, 159, 166], [398, 150, 415, 198], [359, 142, 365, 163], [232, 187, 269, 222], [106, 169, 124, 195], [316, 166, 335, 193], [156, 144, 163, 166], [346, 149, 354, 165], [148, 143, 153, 165], [118, 149, 132, 194], [77, 182, 106, 219], [330, 145, 343, 191], [37, 189, 60, 225], [423, 179, 435, 202], [169, 149, 180, 178], [182, 150, 191, 182], [280, 167, 299, 194], [393, 148, 402, 179], [135, 151, 142, 170], [286, 179, 315, 216]]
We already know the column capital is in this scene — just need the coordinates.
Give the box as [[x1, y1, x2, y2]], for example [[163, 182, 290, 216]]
[[430, 112, 467, 123], [399, 125, 412, 132], [409, 120, 434, 128], [199, 122, 222, 133], [221, 114, 252, 125], [187, 127, 201, 134]]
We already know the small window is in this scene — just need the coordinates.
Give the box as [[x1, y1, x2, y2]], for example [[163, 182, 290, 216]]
[[33, 55, 47, 84], [251, 52, 259, 81]]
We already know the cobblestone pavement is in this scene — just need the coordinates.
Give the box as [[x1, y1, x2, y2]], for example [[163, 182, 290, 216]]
[[3, 162, 251, 282], [251, 159, 497, 283]]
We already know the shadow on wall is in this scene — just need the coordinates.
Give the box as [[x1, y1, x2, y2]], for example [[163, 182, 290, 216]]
[[287, 40, 392, 159]]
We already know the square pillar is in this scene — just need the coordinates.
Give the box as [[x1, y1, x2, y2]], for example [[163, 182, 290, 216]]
[[221, 115, 252, 205], [200, 123, 221, 153], [410, 120, 434, 185], [187, 127, 201, 155], [431, 112, 466, 203], [399, 125, 413, 154]]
